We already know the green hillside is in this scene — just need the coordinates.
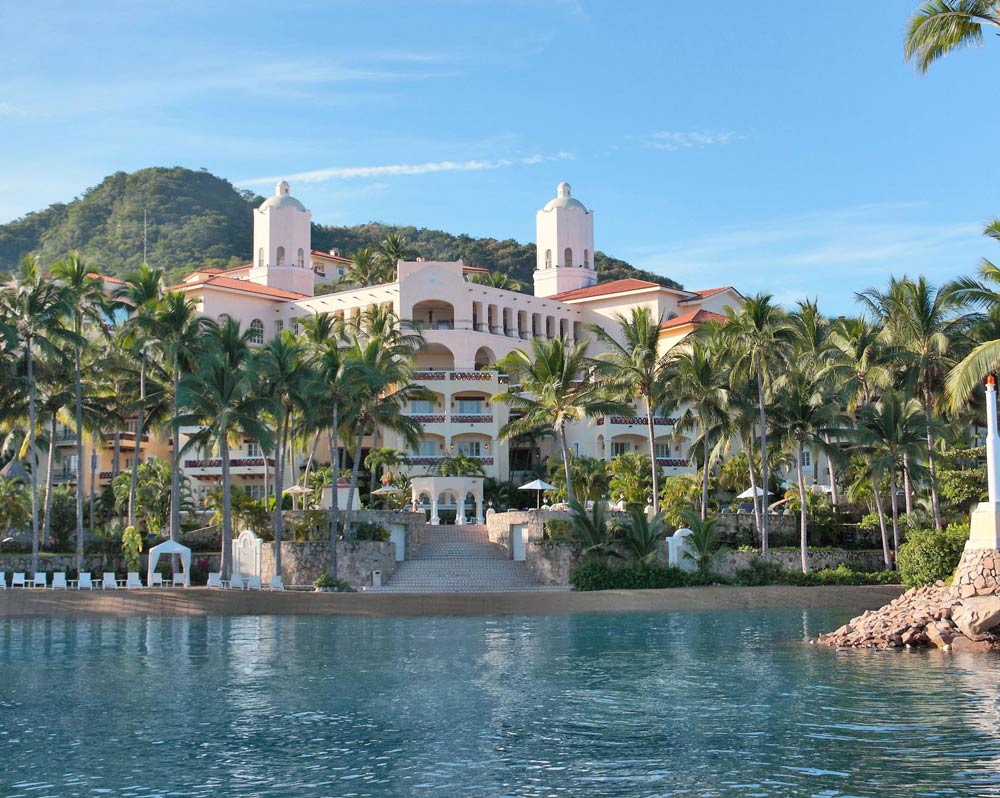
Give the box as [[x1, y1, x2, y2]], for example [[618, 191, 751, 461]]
[[0, 166, 682, 290]]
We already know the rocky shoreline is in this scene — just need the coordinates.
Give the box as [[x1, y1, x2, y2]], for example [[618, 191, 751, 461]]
[[819, 548, 1000, 652]]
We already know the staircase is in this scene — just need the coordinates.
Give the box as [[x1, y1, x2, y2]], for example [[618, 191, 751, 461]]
[[376, 524, 564, 593]]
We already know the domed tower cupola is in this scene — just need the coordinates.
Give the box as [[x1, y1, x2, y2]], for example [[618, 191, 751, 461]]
[[533, 181, 596, 298], [250, 179, 315, 296]]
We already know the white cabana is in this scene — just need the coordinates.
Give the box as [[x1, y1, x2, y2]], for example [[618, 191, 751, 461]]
[[146, 539, 192, 587]]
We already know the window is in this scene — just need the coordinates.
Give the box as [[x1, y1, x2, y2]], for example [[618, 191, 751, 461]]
[[246, 442, 261, 457], [545, 249, 552, 268], [457, 441, 481, 457], [276, 246, 285, 266], [258, 247, 264, 268], [654, 443, 671, 459], [274, 320, 284, 336], [573, 442, 580, 458], [564, 247, 573, 268], [297, 248, 305, 267], [249, 319, 265, 345], [245, 485, 266, 500], [612, 442, 629, 457], [413, 440, 438, 457], [411, 400, 435, 414], [293, 320, 301, 336], [457, 398, 482, 414], [802, 449, 812, 468]]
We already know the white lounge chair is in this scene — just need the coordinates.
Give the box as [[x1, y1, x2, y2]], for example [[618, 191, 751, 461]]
[[32, 572, 47, 589], [102, 572, 118, 590], [78, 573, 94, 590], [0, 572, 6, 590], [229, 573, 246, 590], [268, 575, 285, 592], [125, 572, 142, 589], [206, 572, 223, 589], [150, 573, 163, 588], [246, 575, 262, 591], [12, 572, 26, 588], [172, 573, 186, 587], [51, 572, 67, 590]]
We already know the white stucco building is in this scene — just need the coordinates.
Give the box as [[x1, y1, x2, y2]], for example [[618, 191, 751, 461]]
[[169, 180, 747, 514]]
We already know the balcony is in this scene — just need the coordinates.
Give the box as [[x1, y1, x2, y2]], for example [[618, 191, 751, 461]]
[[54, 430, 76, 445], [183, 456, 276, 479], [656, 458, 690, 468], [450, 414, 494, 424], [52, 471, 78, 484], [407, 455, 495, 467], [597, 416, 677, 427], [405, 414, 446, 424], [103, 431, 151, 448]]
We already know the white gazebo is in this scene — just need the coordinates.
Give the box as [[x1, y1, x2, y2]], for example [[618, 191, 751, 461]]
[[410, 476, 485, 525], [146, 539, 192, 587]]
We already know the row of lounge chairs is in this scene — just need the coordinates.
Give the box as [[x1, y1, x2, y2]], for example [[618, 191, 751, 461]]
[[1, 571, 285, 590]]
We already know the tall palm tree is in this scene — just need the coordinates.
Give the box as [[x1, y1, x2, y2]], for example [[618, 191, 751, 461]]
[[149, 291, 216, 546], [588, 306, 669, 509], [667, 337, 728, 520], [905, 1, 1000, 73], [495, 336, 626, 504], [341, 247, 379, 288], [258, 331, 313, 578], [472, 272, 522, 292], [50, 253, 107, 569], [176, 321, 272, 580], [376, 232, 413, 281], [723, 294, 792, 560], [0, 256, 71, 571], [116, 263, 164, 528], [857, 391, 930, 567]]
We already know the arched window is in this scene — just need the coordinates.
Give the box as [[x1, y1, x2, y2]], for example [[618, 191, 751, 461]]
[[258, 247, 264, 268], [545, 249, 552, 269], [297, 248, 304, 267], [217, 313, 231, 325], [584, 249, 590, 268], [249, 319, 265, 345], [564, 247, 573, 268], [276, 246, 285, 266]]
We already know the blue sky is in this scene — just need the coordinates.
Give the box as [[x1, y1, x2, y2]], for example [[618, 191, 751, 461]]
[[1, 0, 998, 314]]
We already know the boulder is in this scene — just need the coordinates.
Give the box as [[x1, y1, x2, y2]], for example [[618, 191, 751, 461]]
[[952, 596, 1000, 638]]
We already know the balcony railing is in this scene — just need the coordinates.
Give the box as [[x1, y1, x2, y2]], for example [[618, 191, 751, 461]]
[[451, 414, 494, 424], [408, 455, 495, 466], [103, 431, 150, 444], [52, 472, 78, 483], [184, 457, 275, 469], [598, 416, 677, 427], [405, 414, 446, 423], [656, 458, 690, 468], [450, 371, 495, 381], [413, 371, 447, 381]]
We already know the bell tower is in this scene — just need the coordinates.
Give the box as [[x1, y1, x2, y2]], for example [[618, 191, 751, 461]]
[[250, 180, 315, 296], [533, 182, 597, 298]]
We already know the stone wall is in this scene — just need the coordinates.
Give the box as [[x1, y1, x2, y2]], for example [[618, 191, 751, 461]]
[[259, 540, 396, 588], [953, 547, 1000, 598]]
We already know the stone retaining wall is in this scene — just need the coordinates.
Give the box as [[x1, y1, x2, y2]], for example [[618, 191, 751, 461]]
[[953, 547, 1000, 598], [260, 541, 396, 587]]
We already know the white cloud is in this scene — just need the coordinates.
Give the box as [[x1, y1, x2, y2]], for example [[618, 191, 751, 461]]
[[237, 151, 575, 186], [637, 130, 740, 151]]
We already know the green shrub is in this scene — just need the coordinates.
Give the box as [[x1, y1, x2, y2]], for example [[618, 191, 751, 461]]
[[313, 573, 350, 590], [121, 525, 143, 572], [355, 521, 390, 542], [731, 558, 900, 586], [544, 519, 573, 540], [570, 561, 689, 591], [897, 523, 970, 588]]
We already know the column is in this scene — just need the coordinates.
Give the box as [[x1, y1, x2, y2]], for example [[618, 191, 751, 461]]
[[430, 494, 440, 526]]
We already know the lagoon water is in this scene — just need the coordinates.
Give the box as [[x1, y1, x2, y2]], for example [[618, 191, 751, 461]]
[[2, 609, 1000, 797]]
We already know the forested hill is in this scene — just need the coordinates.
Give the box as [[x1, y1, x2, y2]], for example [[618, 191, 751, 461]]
[[0, 166, 682, 290]]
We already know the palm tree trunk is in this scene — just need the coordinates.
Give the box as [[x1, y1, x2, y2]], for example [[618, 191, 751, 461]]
[[344, 426, 365, 537], [42, 415, 56, 547], [744, 433, 762, 536], [872, 472, 892, 569], [701, 430, 710, 521], [557, 422, 574, 504], [889, 467, 901, 566], [924, 405, 942, 530], [328, 405, 340, 579], [128, 350, 146, 527], [74, 341, 85, 571], [89, 446, 96, 536], [27, 336, 40, 574], [823, 435, 839, 510], [902, 452, 913, 516], [304, 430, 320, 487], [112, 426, 121, 479], [170, 357, 181, 544], [756, 366, 770, 562], [797, 441, 808, 574], [273, 410, 287, 580], [220, 434, 233, 580], [645, 398, 658, 510]]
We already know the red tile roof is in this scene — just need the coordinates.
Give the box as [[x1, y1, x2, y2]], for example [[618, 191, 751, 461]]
[[679, 286, 735, 302], [311, 249, 352, 264], [87, 272, 124, 284], [549, 278, 662, 302], [173, 275, 307, 301], [659, 308, 727, 331]]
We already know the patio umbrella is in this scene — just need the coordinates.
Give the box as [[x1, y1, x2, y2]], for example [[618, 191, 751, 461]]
[[283, 483, 312, 510], [518, 478, 557, 509], [736, 486, 773, 499], [371, 485, 402, 495]]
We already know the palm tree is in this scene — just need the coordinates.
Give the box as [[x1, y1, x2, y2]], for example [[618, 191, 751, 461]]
[[0, 256, 71, 571], [857, 391, 930, 567], [176, 321, 272, 580], [495, 336, 626, 504], [723, 294, 792, 560], [905, 1, 1000, 73], [116, 263, 164, 528], [258, 331, 313, 578], [588, 306, 670, 509], [667, 336, 728, 520], [341, 247, 379, 288], [376, 232, 413, 281], [149, 292, 216, 546], [472, 272, 522, 291], [51, 253, 107, 569]]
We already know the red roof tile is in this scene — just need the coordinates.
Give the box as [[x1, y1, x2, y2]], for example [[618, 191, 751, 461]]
[[173, 276, 307, 301], [679, 286, 735, 302], [549, 278, 662, 302], [87, 272, 124, 284], [659, 308, 727, 331]]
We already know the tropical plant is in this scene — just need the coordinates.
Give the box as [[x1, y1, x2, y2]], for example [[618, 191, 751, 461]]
[[607, 451, 657, 509], [618, 508, 668, 564], [905, 1, 1000, 73], [121, 524, 143, 572], [566, 499, 617, 560], [679, 507, 720, 572]]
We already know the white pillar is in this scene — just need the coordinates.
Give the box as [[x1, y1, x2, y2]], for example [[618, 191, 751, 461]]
[[430, 494, 439, 526], [969, 376, 1000, 548], [475, 495, 484, 524]]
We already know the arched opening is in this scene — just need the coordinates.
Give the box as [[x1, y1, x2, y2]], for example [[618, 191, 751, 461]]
[[545, 249, 552, 268], [258, 248, 264, 268], [276, 246, 285, 266], [412, 299, 455, 331], [564, 247, 573, 268], [473, 346, 496, 370], [248, 319, 265, 345], [217, 313, 232, 325], [584, 249, 590, 268], [297, 248, 305, 267], [464, 491, 477, 519], [414, 343, 455, 371]]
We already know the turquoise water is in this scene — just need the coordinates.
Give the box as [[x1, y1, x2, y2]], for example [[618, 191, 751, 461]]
[[2, 610, 1000, 798]]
